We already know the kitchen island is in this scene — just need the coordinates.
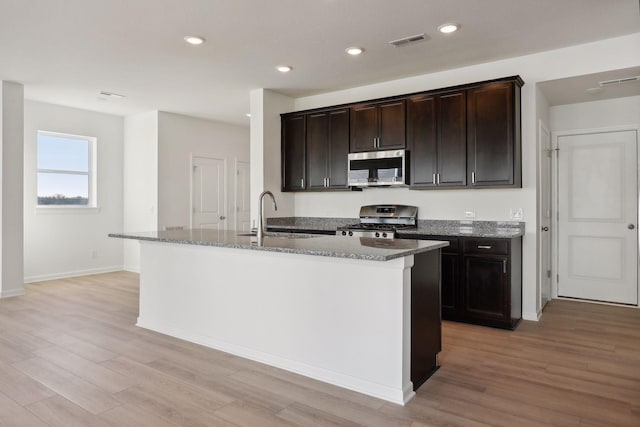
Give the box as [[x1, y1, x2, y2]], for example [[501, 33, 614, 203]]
[[109, 229, 447, 404]]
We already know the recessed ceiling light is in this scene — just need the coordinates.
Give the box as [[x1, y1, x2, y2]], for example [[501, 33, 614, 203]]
[[99, 91, 125, 99], [438, 23, 459, 34], [345, 47, 364, 56], [276, 65, 292, 73], [184, 35, 205, 45], [245, 113, 251, 118]]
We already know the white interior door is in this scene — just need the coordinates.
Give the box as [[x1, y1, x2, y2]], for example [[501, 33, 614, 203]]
[[539, 122, 552, 308], [235, 160, 251, 232], [558, 129, 638, 305], [192, 156, 226, 230]]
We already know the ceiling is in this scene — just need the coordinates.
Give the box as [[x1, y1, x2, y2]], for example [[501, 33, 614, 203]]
[[538, 66, 640, 106], [0, 0, 639, 126]]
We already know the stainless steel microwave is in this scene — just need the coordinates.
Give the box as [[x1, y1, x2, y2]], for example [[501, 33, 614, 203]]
[[348, 149, 408, 187]]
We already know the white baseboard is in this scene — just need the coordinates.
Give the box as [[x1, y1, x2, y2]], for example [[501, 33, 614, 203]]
[[0, 288, 26, 298], [23, 266, 124, 284], [137, 317, 413, 406], [522, 311, 541, 321], [123, 265, 140, 273]]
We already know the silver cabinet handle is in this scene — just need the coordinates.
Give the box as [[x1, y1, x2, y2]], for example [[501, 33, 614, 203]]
[[437, 173, 440, 185], [373, 137, 377, 148], [433, 173, 437, 185], [478, 245, 492, 249], [472, 171, 476, 184], [503, 259, 507, 274], [327, 177, 330, 187], [301, 178, 304, 188]]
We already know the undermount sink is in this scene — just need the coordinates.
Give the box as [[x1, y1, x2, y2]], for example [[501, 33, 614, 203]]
[[236, 232, 317, 239]]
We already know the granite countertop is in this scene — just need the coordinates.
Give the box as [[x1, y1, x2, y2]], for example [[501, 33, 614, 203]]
[[268, 217, 525, 238], [109, 229, 448, 261]]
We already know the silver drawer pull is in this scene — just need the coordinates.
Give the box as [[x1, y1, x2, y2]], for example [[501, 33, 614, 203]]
[[477, 245, 492, 249]]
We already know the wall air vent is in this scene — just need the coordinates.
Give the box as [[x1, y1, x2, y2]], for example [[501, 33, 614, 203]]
[[598, 76, 640, 87], [389, 33, 427, 47]]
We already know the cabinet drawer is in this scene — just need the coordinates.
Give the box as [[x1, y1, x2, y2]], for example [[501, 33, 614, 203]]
[[463, 239, 508, 256]]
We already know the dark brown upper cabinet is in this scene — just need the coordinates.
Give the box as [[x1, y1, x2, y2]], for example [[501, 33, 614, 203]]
[[408, 90, 466, 188], [350, 100, 406, 152], [281, 114, 306, 191], [281, 75, 523, 191], [305, 108, 349, 190], [467, 78, 522, 188]]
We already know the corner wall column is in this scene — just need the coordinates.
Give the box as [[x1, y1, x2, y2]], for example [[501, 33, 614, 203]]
[[249, 89, 295, 226], [0, 81, 25, 298]]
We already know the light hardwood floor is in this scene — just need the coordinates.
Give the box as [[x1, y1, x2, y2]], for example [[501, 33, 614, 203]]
[[0, 271, 639, 426]]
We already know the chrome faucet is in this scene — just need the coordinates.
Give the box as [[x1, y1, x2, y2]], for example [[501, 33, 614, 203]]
[[257, 190, 277, 245]]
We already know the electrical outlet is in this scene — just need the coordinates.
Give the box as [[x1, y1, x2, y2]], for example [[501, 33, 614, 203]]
[[510, 208, 524, 220], [464, 211, 476, 219]]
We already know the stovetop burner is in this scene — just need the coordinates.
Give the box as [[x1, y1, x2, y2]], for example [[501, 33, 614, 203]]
[[336, 204, 418, 239], [341, 223, 415, 232]]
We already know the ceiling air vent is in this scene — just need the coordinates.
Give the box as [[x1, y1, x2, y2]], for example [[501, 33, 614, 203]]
[[599, 76, 640, 87], [389, 33, 427, 48]]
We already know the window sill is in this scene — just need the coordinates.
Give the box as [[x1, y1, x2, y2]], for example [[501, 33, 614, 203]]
[[35, 206, 101, 215]]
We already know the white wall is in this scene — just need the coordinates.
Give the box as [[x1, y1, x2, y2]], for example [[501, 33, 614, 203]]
[[1, 81, 24, 297], [123, 111, 158, 272], [550, 95, 640, 131], [261, 32, 640, 321], [157, 111, 249, 230], [23, 101, 123, 282], [249, 89, 295, 225]]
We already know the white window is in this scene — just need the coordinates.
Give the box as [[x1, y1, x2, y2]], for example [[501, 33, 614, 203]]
[[37, 131, 97, 207]]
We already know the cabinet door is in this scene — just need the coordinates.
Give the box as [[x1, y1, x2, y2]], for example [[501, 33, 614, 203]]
[[407, 95, 437, 187], [350, 104, 378, 152], [437, 91, 466, 187], [378, 100, 406, 150], [305, 112, 329, 190], [327, 109, 349, 188], [467, 82, 516, 187], [463, 255, 509, 322], [282, 115, 306, 191], [441, 252, 459, 319]]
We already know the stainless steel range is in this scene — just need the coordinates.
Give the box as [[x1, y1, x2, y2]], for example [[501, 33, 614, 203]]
[[336, 204, 418, 239]]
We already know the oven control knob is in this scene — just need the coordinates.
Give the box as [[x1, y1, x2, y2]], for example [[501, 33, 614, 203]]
[[375, 232, 380, 238], [348, 231, 353, 236], [382, 232, 388, 238], [341, 231, 347, 236]]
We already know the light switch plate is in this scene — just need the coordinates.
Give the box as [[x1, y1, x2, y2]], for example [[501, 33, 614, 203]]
[[464, 211, 476, 219], [510, 208, 524, 220]]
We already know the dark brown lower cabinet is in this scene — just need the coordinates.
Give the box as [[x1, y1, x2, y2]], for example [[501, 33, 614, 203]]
[[410, 249, 441, 390], [400, 234, 522, 330]]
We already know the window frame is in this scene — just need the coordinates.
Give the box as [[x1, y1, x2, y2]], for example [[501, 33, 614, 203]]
[[36, 130, 98, 209]]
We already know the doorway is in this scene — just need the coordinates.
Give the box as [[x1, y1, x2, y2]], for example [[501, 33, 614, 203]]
[[539, 121, 552, 308], [234, 160, 251, 232], [555, 128, 639, 305], [191, 156, 227, 230]]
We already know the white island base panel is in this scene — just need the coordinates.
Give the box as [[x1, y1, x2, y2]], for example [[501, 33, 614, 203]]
[[137, 240, 415, 405]]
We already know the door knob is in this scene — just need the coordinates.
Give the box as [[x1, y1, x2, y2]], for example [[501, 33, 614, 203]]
[[628, 224, 635, 230], [541, 226, 549, 231], [220, 216, 226, 220]]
